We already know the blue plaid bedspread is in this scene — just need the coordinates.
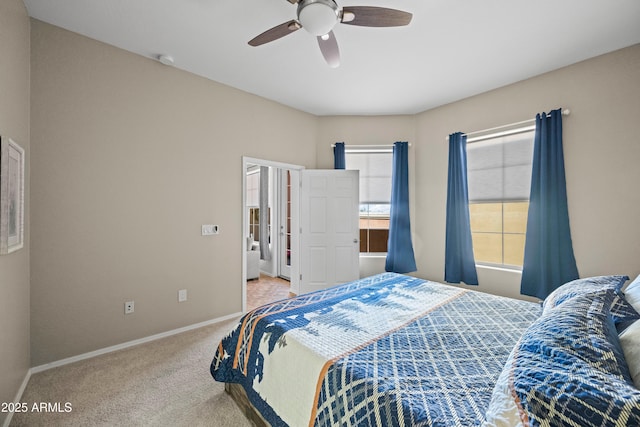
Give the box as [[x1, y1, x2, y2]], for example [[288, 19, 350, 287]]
[[211, 273, 541, 426]]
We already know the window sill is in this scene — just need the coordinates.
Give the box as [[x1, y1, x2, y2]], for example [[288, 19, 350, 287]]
[[360, 253, 387, 258], [476, 264, 522, 274]]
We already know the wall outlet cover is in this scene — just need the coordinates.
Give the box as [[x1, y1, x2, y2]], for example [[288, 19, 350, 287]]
[[124, 301, 135, 314]]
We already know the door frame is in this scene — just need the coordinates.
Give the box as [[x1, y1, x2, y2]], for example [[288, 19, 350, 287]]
[[241, 157, 304, 313]]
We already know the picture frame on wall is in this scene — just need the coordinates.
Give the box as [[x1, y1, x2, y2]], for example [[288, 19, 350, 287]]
[[0, 136, 25, 254]]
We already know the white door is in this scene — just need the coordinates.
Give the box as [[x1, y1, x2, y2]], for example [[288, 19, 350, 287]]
[[299, 169, 360, 294]]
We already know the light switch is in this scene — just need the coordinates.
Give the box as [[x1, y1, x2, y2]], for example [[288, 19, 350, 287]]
[[201, 224, 219, 235]]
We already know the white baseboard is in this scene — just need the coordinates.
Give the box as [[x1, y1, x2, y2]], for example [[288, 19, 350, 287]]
[[2, 312, 242, 427], [31, 312, 242, 374], [2, 369, 32, 427]]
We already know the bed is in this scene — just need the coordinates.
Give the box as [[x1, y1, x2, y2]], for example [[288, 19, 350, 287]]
[[210, 272, 640, 426]]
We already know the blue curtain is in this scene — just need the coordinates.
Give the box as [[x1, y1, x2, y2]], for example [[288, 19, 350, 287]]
[[334, 142, 345, 169], [521, 109, 578, 299], [385, 142, 417, 273], [444, 133, 478, 285]]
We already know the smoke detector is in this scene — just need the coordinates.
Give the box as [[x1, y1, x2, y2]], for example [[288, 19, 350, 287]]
[[157, 54, 174, 66]]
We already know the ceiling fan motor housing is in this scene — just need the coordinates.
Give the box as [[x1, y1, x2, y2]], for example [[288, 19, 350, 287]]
[[297, 0, 339, 36]]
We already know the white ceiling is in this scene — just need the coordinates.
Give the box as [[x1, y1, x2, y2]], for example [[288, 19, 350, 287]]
[[23, 0, 640, 116]]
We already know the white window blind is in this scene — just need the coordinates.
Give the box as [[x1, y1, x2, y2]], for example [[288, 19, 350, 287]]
[[345, 150, 393, 204], [467, 130, 535, 202]]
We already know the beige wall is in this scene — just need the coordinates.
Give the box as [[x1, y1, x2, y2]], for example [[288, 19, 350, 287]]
[[22, 16, 640, 369], [29, 20, 318, 366], [316, 115, 417, 277], [315, 45, 640, 301], [0, 0, 30, 422], [414, 44, 640, 299]]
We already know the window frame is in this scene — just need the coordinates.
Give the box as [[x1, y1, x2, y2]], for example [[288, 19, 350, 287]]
[[344, 146, 393, 255], [468, 200, 529, 270], [466, 126, 535, 270]]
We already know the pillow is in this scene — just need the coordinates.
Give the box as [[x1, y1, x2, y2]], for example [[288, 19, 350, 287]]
[[542, 275, 629, 313], [484, 290, 640, 427], [624, 274, 640, 313], [625, 274, 640, 293], [611, 291, 640, 333], [619, 319, 640, 388]]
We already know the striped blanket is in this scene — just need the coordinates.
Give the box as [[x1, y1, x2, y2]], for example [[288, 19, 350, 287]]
[[211, 273, 541, 426]]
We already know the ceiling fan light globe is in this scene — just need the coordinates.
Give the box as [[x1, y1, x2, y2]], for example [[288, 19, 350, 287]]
[[298, 0, 339, 36]]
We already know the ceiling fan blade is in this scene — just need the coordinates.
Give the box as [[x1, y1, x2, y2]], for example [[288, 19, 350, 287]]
[[317, 31, 340, 68], [341, 6, 412, 27], [248, 20, 301, 47]]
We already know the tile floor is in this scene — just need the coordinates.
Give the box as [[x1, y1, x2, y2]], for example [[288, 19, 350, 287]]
[[246, 274, 293, 310]]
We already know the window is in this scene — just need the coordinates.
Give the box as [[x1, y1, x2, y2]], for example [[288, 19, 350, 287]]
[[467, 128, 534, 268], [345, 148, 393, 253], [246, 167, 270, 242], [246, 168, 260, 240]]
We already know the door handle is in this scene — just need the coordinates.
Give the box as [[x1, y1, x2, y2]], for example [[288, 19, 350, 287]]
[[353, 239, 358, 243]]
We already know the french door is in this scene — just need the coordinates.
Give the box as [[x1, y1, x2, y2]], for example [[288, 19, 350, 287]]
[[278, 169, 292, 280]]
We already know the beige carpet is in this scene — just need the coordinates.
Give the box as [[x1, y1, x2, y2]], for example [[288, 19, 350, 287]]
[[11, 317, 253, 427]]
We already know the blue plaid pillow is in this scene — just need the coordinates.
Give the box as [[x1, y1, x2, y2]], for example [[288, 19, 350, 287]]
[[490, 289, 640, 426], [542, 275, 629, 313]]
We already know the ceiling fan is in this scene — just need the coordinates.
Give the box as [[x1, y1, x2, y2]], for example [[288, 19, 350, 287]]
[[248, 0, 413, 68]]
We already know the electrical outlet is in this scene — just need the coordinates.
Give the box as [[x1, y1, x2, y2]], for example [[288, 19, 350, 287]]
[[178, 289, 187, 302], [124, 301, 135, 314]]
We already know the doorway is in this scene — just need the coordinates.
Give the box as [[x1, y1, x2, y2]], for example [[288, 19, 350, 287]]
[[242, 157, 303, 313]]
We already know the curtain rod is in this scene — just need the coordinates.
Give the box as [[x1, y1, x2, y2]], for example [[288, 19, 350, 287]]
[[330, 143, 412, 148], [444, 108, 570, 142]]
